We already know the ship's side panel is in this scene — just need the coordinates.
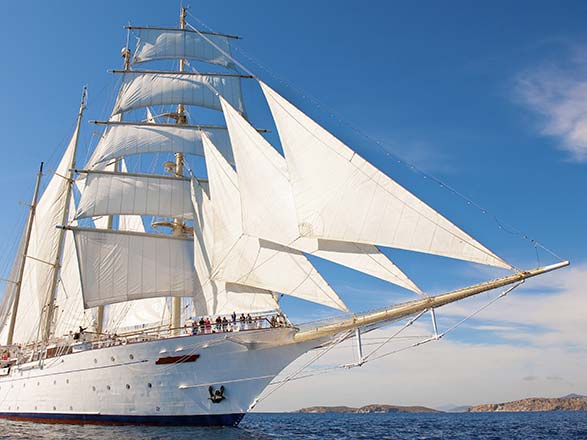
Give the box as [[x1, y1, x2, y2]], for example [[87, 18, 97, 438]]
[[0, 329, 318, 425]]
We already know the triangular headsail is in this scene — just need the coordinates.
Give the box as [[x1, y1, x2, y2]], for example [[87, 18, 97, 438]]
[[219, 95, 423, 294], [196, 134, 348, 312], [260, 81, 511, 270], [190, 178, 280, 316]]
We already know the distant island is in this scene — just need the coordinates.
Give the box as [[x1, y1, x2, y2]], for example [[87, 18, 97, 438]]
[[468, 395, 587, 413], [295, 395, 587, 414], [295, 404, 441, 414]]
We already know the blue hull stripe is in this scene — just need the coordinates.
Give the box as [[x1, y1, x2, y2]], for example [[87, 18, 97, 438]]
[[0, 412, 245, 426]]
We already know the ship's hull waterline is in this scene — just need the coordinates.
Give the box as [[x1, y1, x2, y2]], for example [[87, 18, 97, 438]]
[[0, 328, 318, 426]]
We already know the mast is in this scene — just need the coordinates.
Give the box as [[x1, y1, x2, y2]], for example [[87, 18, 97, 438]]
[[6, 163, 44, 346], [170, 6, 188, 335], [41, 87, 87, 343]]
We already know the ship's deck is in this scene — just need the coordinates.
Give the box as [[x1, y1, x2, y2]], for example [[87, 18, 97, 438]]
[[0, 312, 294, 368]]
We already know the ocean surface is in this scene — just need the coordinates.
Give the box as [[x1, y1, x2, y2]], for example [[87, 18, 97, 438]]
[[0, 411, 586, 440]]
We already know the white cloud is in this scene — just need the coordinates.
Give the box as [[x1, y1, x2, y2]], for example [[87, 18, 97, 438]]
[[439, 263, 587, 347], [253, 263, 586, 412], [516, 47, 587, 162]]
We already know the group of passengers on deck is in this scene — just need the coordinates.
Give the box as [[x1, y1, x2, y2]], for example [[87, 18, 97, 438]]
[[190, 312, 285, 335]]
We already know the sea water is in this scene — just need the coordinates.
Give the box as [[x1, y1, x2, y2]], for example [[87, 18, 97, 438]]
[[0, 411, 585, 439]]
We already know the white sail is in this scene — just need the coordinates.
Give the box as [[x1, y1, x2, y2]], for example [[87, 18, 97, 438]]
[[199, 135, 348, 311], [86, 123, 234, 168], [192, 282, 278, 317], [220, 96, 423, 294], [103, 160, 170, 332], [53, 195, 95, 338], [72, 228, 196, 308], [75, 171, 192, 220], [0, 234, 26, 344], [191, 178, 279, 316], [260, 82, 511, 270], [11, 126, 80, 344], [132, 28, 236, 70], [113, 72, 245, 115]]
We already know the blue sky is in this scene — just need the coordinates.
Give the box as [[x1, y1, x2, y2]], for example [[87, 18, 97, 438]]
[[0, 1, 585, 409]]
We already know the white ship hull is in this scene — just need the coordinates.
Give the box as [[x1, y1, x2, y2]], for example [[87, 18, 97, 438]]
[[0, 328, 320, 426]]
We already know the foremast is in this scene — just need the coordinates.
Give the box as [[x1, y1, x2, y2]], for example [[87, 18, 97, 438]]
[[41, 87, 87, 342], [6, 163, 44, 345]]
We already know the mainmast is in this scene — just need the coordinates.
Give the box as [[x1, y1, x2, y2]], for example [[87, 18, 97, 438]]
[[170, 6, 188, 335], [41, 87, 87, 342], [6, 163, 44, 345]]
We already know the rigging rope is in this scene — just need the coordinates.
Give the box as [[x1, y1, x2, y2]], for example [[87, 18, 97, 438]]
[[253, 281, 523, 399]]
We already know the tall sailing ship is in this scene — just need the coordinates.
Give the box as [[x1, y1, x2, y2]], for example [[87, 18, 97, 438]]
[[0, 7, 568, 426]]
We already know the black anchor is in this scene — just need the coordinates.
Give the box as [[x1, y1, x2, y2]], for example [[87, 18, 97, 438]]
[[208, 385, 225, 403]]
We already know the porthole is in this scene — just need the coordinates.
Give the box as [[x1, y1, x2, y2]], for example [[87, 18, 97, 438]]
[[126, 384, 131, 390], [111, 356, 115, 362], [53, 406, 56, 411], [106, 385, 111, 390], [129, 354, 134, 360], [156, 406, 160, 412], [147, 383, 152, 388]]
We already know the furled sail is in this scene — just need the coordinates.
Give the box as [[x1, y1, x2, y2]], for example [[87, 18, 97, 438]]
[[11, 126, 80, 344], [75, 170, 192, 220], [71, 227, 196, 308], [86, 122, 234, 168], [112, 72, 245, 115], [132, 28, 236, 70], [197, 135, 348, 311], [260, 82, 511, 270], [191, 178, 280, 316], [220, 96, 423, 294]]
